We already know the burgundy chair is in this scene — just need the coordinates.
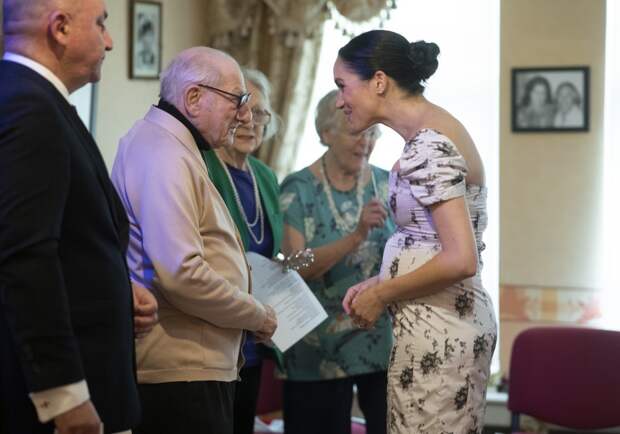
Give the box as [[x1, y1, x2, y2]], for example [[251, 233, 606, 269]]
[[256, 358, 284, 417], [508, 327, 620, 433]]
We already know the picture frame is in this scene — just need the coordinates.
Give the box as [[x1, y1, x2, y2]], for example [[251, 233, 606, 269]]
[[129, 1, 162, 79], [511, 66, 589, 132]]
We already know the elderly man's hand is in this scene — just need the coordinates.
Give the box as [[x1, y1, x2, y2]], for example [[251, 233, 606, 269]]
[[255, 305, 277, 343], [132, 282, 158, 339]]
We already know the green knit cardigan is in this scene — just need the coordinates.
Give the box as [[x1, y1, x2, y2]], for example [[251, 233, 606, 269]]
[[201, 150, 283, 257]]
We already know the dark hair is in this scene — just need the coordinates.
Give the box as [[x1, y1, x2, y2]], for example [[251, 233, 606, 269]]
[[521, 76, 552, 107], [138, 15, 155, 39], [555, 81, 581, 107], [337, 30, 440, 95]]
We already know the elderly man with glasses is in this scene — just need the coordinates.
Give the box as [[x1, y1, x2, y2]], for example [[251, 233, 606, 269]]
[[110, 47, 278, 434]]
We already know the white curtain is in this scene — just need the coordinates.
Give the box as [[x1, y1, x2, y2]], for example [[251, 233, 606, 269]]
[[206, 0, 395, 178]]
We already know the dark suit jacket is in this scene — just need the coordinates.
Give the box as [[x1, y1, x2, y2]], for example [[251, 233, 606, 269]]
[[0, 60, 140, 433]]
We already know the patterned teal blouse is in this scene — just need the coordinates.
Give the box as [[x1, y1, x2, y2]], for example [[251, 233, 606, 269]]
[[279, 165, 395, 381]]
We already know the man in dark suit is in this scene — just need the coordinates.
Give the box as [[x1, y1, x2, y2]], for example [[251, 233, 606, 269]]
[[0, 1, 157, 433]]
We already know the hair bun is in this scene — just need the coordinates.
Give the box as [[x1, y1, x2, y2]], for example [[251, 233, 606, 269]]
[[409, 40, 440, 81]]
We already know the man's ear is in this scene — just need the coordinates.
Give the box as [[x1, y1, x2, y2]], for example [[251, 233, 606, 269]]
[[48, 10, 71, 46], [184, 85, 202, 117], [373, 70, 387, 95]]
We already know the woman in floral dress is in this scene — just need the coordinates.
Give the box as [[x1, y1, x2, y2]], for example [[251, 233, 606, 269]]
[[338, 30, 497, 434], [280, 90, 395, 434]]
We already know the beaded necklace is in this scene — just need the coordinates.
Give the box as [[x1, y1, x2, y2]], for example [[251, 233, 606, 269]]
[[215, 152, 265, 245], [319, 153, 376, 234]]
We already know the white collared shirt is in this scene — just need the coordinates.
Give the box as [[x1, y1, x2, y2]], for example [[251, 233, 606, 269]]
[[3, 52, 70, 102]]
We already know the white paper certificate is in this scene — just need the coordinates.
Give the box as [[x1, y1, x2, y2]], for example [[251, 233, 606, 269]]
[[246, 252, 328, 352]]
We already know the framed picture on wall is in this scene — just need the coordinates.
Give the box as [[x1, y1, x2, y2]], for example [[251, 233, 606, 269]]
[[511, 66, 589, 132], [130, 1, 162, 79]]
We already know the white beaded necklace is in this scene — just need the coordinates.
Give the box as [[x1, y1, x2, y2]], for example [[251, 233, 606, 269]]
[[319, 153, 376, 234], [215, 152, 265, 245]]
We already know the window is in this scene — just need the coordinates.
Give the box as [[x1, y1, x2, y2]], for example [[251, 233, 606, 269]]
[[602, 0, 620, 329]]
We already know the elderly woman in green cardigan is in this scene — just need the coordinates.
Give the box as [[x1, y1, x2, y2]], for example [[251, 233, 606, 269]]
[[201, 68, 282, 434]]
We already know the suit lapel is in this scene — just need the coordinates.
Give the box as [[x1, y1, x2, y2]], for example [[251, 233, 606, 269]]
[[3, 61, 127, 241], [61, 101, 128, 246]]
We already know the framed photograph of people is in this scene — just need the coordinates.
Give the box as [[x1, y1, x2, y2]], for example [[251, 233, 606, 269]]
[[130, 1, 162, 79], [512, 66, 589, 132]]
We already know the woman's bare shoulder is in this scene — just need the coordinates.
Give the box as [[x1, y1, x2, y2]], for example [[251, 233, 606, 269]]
[[425, 108, 485, 186], [423, 107, 475, 152]]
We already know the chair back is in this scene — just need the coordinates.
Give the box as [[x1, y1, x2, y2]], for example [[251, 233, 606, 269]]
[[256, 358, 283, 415], [508, 326, 620, 430]]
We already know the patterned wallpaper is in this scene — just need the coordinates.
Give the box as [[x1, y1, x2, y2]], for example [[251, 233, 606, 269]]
[[500, 284, 601, 325]]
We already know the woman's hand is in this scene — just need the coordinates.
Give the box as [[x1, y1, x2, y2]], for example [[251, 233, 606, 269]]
[[354, 199, 387, 239], [342, 275, 379, 314], [343, 275, 387, 328], [349, 283, 386, 329]]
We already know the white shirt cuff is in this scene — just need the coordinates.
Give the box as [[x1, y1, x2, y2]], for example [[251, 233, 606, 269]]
[[29, 380, 90, 423]]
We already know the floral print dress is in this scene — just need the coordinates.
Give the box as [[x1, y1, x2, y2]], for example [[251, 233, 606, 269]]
[[380, 129, 497, 434]]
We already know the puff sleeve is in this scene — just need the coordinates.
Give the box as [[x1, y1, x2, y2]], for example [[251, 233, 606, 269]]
[[399, 129, 468, 206]]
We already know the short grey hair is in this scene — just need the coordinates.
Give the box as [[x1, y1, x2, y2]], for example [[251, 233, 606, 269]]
[[314, 89, 381, 146], [242, 67, 281, 141], [159, 47, 226, 107], [314, 89, 380, 146], [314, 90, 341, 145]]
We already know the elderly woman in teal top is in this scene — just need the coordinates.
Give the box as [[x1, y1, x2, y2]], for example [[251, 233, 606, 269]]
[[279, 90, 394, 434], [201, 68, 282, 434]]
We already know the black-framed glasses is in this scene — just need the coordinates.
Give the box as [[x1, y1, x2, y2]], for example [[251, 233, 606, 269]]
[[197, 83, 251, 109]]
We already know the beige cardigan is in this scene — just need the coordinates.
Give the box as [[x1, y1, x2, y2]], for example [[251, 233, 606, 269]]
[[111, 106, 267, 383]]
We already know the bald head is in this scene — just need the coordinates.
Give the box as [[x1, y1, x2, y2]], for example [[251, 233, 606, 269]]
[[160, 46, 241, 108], [3, 0, 76, 40], [3, 0, 113, 93]]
